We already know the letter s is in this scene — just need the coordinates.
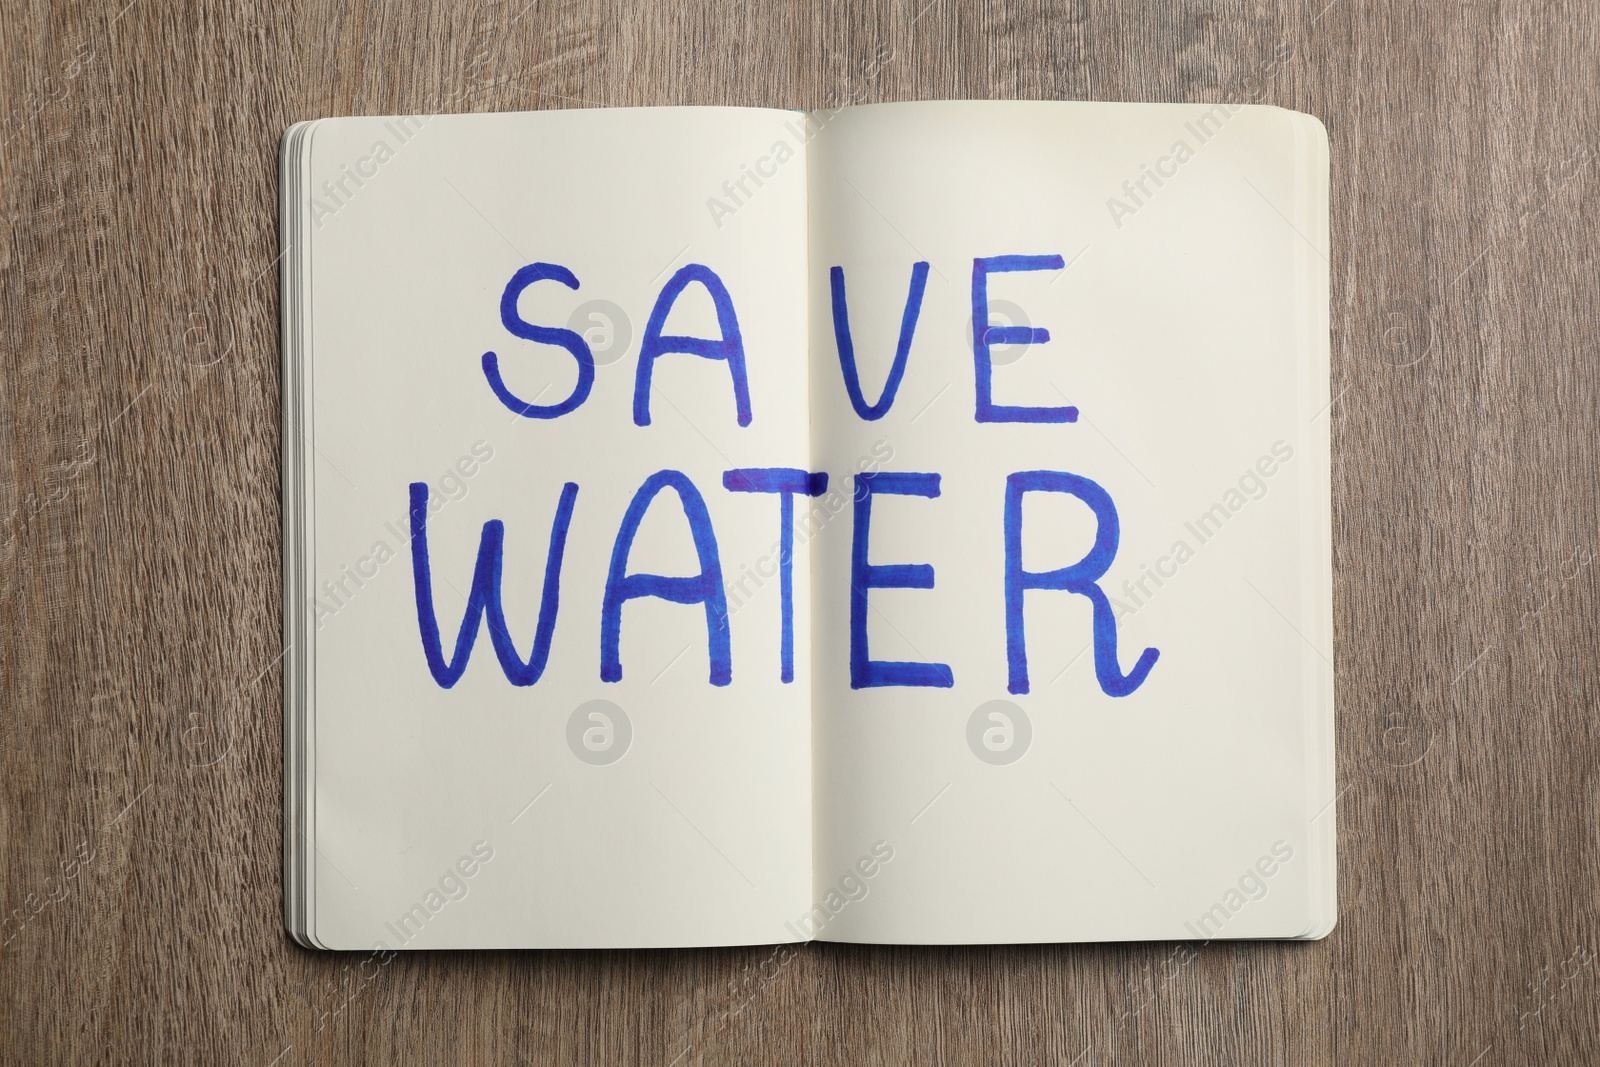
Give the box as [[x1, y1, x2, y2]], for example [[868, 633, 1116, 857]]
[[482, 263, 595, 419]]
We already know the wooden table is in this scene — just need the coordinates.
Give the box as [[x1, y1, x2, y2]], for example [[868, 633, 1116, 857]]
[[4, 0, 1598, 1062]]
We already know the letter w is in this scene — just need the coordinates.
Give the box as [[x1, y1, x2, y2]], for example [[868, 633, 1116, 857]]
[[409, 482, 579, 687]]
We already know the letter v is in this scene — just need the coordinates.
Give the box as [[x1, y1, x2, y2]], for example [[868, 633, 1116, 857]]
[[830, 261, 929, 420]]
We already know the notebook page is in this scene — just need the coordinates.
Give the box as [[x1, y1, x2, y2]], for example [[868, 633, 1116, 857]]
[[804, 101, 1333, 943], [303, 108, 813, 948]]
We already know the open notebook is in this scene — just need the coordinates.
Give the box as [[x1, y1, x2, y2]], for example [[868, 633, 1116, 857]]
[[280, 101, 1334, 950]]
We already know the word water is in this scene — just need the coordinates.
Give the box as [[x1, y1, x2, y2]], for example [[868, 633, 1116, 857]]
[[409, 468, 1158, 696]]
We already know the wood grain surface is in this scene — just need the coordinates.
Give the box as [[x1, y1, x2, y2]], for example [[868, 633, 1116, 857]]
[[3, 0, 1599, 1062]]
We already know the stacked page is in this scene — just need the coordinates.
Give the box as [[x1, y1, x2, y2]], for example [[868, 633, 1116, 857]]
[[280, 101, 1334, 950]]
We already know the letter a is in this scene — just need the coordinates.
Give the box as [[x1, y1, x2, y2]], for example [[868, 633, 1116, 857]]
[[601, 470, 731, 685]]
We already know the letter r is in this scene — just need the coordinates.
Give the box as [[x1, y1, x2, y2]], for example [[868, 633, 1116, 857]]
[[1003, 470, 1158, 696]]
